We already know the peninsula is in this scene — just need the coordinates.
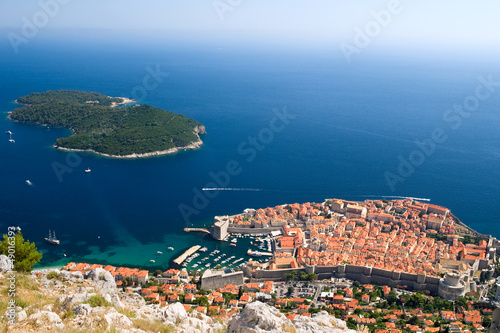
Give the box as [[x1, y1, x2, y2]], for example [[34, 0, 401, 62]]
[[10, 90, 206, 158], [202, 198, 498, 301]]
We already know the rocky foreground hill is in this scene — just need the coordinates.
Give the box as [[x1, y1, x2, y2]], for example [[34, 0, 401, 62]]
[[0, 256, 357, 332]]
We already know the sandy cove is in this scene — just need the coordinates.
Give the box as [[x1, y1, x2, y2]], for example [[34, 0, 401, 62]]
[[110, 97, 136, 107]]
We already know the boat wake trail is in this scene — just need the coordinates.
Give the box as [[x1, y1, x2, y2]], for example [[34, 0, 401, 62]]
[[202, 188, 263, 192], [359, 195, 431, 202]]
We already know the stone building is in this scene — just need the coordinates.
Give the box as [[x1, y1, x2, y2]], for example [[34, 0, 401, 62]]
[[212, 215, 229, 240], [201, 269, 243, 290], [345, 204, 367, 219], [438, 271, 470, 300]]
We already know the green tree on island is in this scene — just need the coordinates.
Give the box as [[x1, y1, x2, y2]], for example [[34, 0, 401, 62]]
[[11, 90, 205, 157], [0, 232, 43, 272]]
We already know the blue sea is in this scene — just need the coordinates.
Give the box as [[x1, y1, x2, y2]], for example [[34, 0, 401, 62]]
[[0, 35, 499, 270]]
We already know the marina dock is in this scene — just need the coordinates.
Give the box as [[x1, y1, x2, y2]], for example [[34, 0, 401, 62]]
[[173, 245, 201, 265]]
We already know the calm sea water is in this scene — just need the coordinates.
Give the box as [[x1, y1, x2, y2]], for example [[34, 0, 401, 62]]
[[0, 37, 499, 269]]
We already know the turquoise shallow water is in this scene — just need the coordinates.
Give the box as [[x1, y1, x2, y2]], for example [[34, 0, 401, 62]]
[[0, 37, 499, 271]]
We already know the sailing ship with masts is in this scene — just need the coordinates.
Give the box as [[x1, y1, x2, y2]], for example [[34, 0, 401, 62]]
[[45, 230, 60, 245]]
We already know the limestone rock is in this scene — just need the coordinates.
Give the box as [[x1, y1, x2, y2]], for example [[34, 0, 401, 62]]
[[119, 291, 146, 308], [72, 303, 92, 316], [103, 311, 133, 329], [293, 311, 356, 333], [16, 310, 27, 322], [136, 303, 164, 322], [184, 314, 218, 333], [29, 310, 64, 330], [227, 302, 357, 333], [164, 302, 187, 323], [0, 255, 13, 273], [227, 301, 293, 332], [70, 271, 84, 282], [195, 125, 207, 134], [84, 268, 116, 294], [56, 293, 91, 311], [110, 293, 124, 310], [59, 270, 70, 281]]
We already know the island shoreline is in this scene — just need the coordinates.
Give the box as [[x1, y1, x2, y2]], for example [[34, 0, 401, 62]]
[[8, 112, 205, 159], [8, 92, 206, 159], [53, 133, 204, 159]]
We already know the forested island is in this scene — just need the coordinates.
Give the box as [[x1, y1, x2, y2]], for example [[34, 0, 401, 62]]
[[9, 90, 206, 158]]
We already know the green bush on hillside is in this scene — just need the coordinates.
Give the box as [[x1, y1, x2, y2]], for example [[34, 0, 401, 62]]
[[0, 232, 42, 272]]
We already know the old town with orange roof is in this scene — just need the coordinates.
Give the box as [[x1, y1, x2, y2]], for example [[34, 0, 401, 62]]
[[233, 199, 489, 279], [58, 198, 500, 332]]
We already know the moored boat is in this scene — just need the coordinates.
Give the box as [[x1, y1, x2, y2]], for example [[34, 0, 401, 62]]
[[247, 249, 262, 257]]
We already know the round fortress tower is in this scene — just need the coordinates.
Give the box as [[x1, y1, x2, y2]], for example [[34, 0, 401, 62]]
[[438, 271, 469, 300]]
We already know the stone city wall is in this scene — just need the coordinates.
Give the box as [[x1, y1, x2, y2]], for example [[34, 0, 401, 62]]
[[250, 264, 440, 293]]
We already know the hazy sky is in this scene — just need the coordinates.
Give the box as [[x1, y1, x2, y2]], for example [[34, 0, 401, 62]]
[[1, 0, 500, 51]]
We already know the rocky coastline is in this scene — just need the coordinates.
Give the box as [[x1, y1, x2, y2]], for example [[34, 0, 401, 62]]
[[53, 130, 205, 159]]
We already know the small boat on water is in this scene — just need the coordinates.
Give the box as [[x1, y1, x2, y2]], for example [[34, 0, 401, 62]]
[[168, 247, 174, 251], [25, 180, 32, 185], [247, 249, 262, 257], [157, 251, 163, 254], [150, 260, 155, 263], [199, 247, 208, 252], [230, 243, 236, 247], [45, 230, 60, 245], [85, 168, 91, 173], [7, 132, 14, 143], [231, 238, 237, 244]]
